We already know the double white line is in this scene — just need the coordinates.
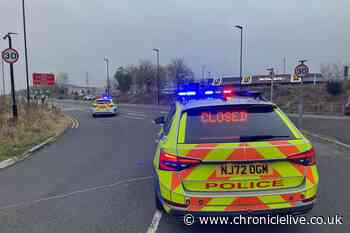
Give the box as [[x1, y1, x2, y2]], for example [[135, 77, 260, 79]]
[[69, 116, 79, 129]]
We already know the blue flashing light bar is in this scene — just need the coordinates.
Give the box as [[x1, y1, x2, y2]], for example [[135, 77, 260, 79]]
[[204, 90, 214, 95], [178, 91, 197, 96], [175, 84, 264, 102], [101, 93, 113, 100]]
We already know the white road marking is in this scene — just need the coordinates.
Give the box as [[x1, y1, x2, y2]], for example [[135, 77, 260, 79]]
[[121, 115, 147, 120], [123, 111, 148, 117], [146, 210, 162, 233], [302, 130, 350, 150], [0, 176, 153, 212], [160, 111, 168, 114], [69, 117, 79, 129]]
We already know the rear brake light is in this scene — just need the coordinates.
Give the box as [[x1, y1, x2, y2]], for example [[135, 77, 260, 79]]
[[159, 150, 201, 171], [288, 148, 316, 166]]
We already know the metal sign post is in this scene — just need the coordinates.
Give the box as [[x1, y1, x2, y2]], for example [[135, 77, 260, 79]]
[[267, 68, 274, 102], [2, 33, 19, 119], [1, 59, 5, 96], [294, 60, 309, 127]]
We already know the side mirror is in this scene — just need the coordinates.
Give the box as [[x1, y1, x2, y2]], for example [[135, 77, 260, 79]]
[[154, 116, 165, 125]]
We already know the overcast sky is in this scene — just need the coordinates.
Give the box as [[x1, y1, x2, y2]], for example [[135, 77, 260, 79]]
[[0, 0, 349, 91]]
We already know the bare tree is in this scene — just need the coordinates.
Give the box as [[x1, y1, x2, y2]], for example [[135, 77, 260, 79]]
[[135, 60, 156, 93], [167, 58, 194, 86], [320, 63, 344, 80]]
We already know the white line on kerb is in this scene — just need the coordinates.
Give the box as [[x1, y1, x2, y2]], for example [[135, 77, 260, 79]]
[[146, 210, 162, 233]]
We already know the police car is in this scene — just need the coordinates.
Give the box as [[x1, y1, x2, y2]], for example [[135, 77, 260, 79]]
[[153, 85, 319, 217], [91, 97, 118, 117]]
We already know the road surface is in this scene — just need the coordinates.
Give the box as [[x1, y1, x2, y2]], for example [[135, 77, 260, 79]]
[[0, 100, 348, 233]]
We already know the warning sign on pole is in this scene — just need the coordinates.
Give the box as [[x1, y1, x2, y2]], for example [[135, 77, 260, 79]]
[[241, 75, 252, 85], [291, 74, 302, 83], [212, 77, 222, 86]]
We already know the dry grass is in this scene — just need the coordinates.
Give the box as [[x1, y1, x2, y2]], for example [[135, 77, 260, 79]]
[[0, 96, 70, 161], [261, 81, 350, 114]]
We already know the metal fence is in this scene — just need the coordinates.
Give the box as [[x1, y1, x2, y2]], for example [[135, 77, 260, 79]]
[[280, 103, 346, 115]]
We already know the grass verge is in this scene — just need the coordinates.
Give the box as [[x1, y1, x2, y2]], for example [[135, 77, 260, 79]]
[[0, 97, 70, 161]]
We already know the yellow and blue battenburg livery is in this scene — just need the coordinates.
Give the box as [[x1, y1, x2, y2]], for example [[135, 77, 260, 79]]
[[91, 95, 118, 117], [153, 84, 319, 216]]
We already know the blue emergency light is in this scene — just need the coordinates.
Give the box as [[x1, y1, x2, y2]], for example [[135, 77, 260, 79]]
[[175, 84, 264, 102]]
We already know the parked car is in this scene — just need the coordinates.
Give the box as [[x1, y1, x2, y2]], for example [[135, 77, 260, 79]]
[[84, 95, 95, 101], [345, 96, 350, 116]]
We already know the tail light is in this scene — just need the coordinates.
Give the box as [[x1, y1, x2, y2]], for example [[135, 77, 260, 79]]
[[159, 150, 201, 171], [108, 103, 114, 107], [288, 148, 316, 166], [223, 87, 234, 100]]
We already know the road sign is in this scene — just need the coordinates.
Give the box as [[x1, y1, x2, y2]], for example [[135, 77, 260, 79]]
[[33, 73, 55, 86], [241, 75, 252, 85], [291, 74, 302, 83], [1, 48, 19, 64], [294, 63, 309, 77], [212, 77, 222, 86]]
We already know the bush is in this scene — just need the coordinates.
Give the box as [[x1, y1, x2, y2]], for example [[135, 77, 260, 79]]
[[326, 80, 343, 96]]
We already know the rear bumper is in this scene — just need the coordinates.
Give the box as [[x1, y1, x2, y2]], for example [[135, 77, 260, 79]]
[[155, 181, 317, 217], [167, 202, 314, 217], [92, 108, 117, 115]]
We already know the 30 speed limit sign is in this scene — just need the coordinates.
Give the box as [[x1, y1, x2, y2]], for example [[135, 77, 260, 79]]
[[294, 63, 309, 77], [1, 48, 19, 64]]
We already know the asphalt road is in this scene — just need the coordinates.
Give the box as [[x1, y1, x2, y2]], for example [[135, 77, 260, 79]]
[[0, 100, 348, 233]]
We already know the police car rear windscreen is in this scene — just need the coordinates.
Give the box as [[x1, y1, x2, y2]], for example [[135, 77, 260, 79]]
[[183, 105, 296, 144]]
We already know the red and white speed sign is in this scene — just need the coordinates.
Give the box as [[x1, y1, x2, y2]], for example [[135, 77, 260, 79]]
[[294, 64, 309, 77], [1, 48, 19, 64]]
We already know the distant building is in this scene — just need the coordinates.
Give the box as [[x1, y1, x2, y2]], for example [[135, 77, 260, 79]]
[[65, 84, 98, 96], [207, 73, 324, 86]]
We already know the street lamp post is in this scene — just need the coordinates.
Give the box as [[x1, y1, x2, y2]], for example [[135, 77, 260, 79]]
[[3, 33, 18, 118], [235, 25, 243, 84], [104, 57, 110, 96], [201, 66, 206, 80], [152, 48, 160, 105], [1, 58, 5, 96], [267, 68, 275, 102], [22, 0, 30, 103], [298, 59, 307, 126]]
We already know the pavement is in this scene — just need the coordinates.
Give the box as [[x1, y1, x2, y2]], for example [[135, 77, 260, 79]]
[[0, 100, 348, 233]]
